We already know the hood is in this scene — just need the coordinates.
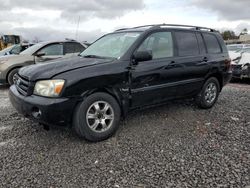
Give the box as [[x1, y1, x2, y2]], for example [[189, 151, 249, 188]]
[[19, 56, 114, 81], [229, 51, 241, 61], [235, 52, 250, 66]]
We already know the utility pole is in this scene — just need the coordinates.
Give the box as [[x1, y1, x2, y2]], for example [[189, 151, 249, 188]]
[[75, 16, 80, 41]]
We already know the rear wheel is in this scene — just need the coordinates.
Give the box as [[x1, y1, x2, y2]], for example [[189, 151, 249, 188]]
[[73, 92, 121, 142], [195, 77, 220, 109], [7, 68, 19, 85]]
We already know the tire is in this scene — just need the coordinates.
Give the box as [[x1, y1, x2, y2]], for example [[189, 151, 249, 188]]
[[73, 92, 121, 142], [7, 68, 19, 85], [195, 77, 220, 109]]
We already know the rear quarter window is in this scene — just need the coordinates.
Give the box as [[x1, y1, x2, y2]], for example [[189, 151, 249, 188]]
[[175, 31, 199, 56], [203, 33, 222, 54], [64, 42, 85, 54]]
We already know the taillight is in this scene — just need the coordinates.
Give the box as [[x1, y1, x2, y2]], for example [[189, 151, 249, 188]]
[[225, 58, 232, 71]]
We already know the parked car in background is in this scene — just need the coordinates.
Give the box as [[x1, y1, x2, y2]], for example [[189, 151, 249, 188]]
[[227, 44, 250, 52], [0, 43, 34, 57], [227, 44, 250, 79], [231, 50, 250, 79], [0, 40, 87, 85], [9, 24, 232, 142]]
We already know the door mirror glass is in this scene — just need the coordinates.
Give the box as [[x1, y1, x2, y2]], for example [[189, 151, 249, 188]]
[[133, 50, 152, 63]]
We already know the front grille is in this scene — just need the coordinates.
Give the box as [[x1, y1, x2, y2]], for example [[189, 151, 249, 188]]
[[13, 74, 32, 96]]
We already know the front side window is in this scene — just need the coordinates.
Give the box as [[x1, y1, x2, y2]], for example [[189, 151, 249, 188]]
[[203, 33, 222, 54], [137, 32, 173, 59], [81, 32, 141, 59], [175, 31, 199, 56], [38, 44, 63, 56]]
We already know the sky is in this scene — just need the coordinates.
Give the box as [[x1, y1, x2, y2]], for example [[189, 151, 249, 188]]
[[0, 0, 250, 43]]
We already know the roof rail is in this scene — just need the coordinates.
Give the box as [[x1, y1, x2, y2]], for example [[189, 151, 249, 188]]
[[115, 25, 156, 31], [155, 24, 216, 32], [115, 24, 217, 32]]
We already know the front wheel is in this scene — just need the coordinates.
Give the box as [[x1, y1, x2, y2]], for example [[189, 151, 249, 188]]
[[73, 92, 121, 142], [7, 68, 19, 85], [195, 77, 220, 109]]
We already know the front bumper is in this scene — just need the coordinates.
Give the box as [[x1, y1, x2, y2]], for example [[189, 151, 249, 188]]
[[9, 85, 79, 127]]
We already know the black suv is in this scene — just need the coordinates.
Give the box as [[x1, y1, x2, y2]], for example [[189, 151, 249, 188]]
[[9, 24, 232, 142]]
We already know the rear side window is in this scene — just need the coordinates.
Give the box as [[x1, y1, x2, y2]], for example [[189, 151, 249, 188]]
[[175, 31, 199, 56], [203, 33, 222, 54], [137, 32, 173, 59], [64, 42, 85, 54]]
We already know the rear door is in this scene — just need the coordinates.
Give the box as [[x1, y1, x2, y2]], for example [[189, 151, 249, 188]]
[[35, 43, 64, 63], [171, 31, 210, 97]]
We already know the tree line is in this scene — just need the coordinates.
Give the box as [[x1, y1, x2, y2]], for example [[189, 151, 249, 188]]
[[221, 28, 248, 40]]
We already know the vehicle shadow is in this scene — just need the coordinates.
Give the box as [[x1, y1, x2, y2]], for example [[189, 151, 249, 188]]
[[230, 78, 250, 85], [0, 85, 9, 90], [42, 98, 196, 144]]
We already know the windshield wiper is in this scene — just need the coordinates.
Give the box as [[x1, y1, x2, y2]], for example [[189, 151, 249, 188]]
[[82, 55, 103, 58], [82, 54, 116, 60]]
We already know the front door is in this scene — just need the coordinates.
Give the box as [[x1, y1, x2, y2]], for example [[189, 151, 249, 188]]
[[35, 43, 64, 63], [130, 31, 179, 107]]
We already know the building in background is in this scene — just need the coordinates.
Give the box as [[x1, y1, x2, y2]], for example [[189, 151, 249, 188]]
[[225, 34, 250, 45]]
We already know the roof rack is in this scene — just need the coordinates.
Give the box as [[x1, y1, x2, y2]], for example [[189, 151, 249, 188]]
[[115, 24, 217, 32], [115, 25, 156, 32]]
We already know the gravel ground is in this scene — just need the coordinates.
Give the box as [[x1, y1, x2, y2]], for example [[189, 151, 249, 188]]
[[0, 83, 249, 188]]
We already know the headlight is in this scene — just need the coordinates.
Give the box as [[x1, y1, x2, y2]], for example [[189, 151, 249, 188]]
[[34, 80, 65, 97], [242, 65, 249, 70]]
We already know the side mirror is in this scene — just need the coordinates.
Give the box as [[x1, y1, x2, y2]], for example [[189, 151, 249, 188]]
[[133, 50, 152, 64], [35, 52, 46, 57]]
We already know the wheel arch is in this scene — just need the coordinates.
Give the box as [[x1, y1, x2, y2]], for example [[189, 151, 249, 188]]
[[79, 87, 130, 118], [6, 66, 22, 83], [205, 72, 223, 92]]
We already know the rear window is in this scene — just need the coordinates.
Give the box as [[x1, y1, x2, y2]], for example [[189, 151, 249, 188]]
[[175, 31, 199, 56], [203, 33, 222, 54]]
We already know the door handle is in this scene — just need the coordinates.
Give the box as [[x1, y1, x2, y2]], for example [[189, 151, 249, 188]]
[[165, 61, 176, 69], [203, 57, 208, 62], [170, 61, 175, 64], [197, 57, 208, 65]]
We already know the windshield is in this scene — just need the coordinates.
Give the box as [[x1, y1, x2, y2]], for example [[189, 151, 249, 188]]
[[20, 42, 45, 55], [80, 32, 141, 59]]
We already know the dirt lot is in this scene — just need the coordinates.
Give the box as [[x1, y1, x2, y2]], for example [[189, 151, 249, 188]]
[[0, 83, 249, 188]]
